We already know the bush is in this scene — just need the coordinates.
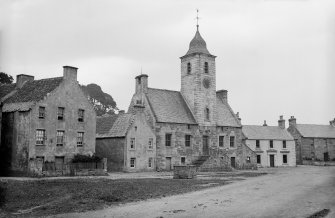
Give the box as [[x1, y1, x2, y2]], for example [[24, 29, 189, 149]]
[[72, 154, 102, 163]]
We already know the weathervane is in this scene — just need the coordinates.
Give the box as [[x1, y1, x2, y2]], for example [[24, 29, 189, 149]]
[[196, 9, 200, 30]]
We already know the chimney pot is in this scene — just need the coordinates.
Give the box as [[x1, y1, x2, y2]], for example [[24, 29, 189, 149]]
[[278, 115, 285, 129], [289, 116, 297, 127], [63, 66, 78, 82], [263, 120, 267, 126], [135, 74, 148, 94]]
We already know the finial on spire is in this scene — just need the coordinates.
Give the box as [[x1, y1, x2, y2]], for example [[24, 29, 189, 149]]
[[196, 9, 200, 31]]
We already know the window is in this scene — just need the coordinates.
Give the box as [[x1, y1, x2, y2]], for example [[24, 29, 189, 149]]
[[148, 157, 153, 168], [185, 135, 191, 147], [57, 107, 64, 120], [78, 109, 84, 122], [257, 155, 261, 164], [187, 124, 191, 130], [77, 132, 84, 147], [283, 154, 287, 164], [247, 156, 251, 163], [283, 140, 286, 149], [130, 158, 136, 168], [39, 107, 45, 119], [165, 134, 172, 146], [204, 62, 209, 74], [56, 131, 65, 146], [205, 108, 210, 120], [130, 138, 136, 149], [148, 138, 153, 149], [36, 129, 46, 145], [230, 136, 235, 148], [181, 157, 186, 165], [270, 140, 273, 148], [256, 140, 260, 148], [219, 136, 224, 147], [136, 99, 142, 105], [36, 156, 44, 162], [187, 62, 191, 74]]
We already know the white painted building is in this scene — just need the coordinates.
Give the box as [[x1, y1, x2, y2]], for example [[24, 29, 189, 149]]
[[242, 116, 296, 167]]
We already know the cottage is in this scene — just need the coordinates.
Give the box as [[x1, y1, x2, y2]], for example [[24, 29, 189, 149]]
[[0, 66, 96, 175], [95, 111, 156, 172], [243, 116, 296, 167], [127, 25, 256, 171], [287, 116, 335, 164]]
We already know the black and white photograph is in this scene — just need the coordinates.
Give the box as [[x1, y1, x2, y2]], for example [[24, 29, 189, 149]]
[[0, 0, 334, 217]]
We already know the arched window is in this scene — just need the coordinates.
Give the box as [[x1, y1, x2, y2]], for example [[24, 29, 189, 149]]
[[205, 107, 210, 120], [204, 62, 209, 74], [187, 62, 191, 74]]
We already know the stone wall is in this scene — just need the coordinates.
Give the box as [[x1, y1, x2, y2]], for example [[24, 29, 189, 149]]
[[96, 137, 125, 172]]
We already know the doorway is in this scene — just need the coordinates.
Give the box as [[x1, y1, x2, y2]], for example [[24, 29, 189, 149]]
[[230, 157, 236, 168], [324, 152, 329, 162], [203, 136, 209, 155], [269, 155, 275, 167], [166, 157, 172, 171]]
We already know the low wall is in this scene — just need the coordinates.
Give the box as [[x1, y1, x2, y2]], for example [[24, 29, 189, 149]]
[[302, 160, 335, 166], [173, 165, 197, 179]]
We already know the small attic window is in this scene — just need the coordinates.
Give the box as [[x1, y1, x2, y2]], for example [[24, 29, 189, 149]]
[[187, 62, 191, 74], [204, 62, 209, 74]]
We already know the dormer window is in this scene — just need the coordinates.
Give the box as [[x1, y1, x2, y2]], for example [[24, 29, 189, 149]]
[[187, 62, 191, 74], [204, 62, 209, 74]]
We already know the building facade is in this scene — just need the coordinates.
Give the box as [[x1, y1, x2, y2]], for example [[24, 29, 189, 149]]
[[0, 66, 96, 175], [96, 110, 156, 172], [287, 116, 335, 164], [128, 26, 256, 171], [243, 116, 296, 167]]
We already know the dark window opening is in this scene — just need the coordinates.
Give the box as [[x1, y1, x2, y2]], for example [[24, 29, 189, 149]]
[[39, 107, 45, 119], [247, 156, 251, 163], [57, 107, 65, 120], [257, 155, 261, 164], [219, 136, 224, 147], [78, 109, 84, 122], [283, 140, 286, 148], [283, 154, 287, 164], [181, 157, 186, 165], [256, 140, 260, 148], [187, 62, 191, 74], [204, 62, 209, 74], [205, 108, 210, 120], [230, 136, 235, 147], [270, 140, 273, 148], [185, 135, 191, 147], [165, 134, 172, 146]]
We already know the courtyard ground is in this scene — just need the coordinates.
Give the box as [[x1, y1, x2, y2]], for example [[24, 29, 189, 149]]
[[52, 166, 335, 218]]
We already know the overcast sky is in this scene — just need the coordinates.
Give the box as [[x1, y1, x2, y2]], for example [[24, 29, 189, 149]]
[[1, 0, 334, 126]]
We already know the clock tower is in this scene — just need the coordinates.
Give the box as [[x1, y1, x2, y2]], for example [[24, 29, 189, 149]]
[[180, 25, 217, 126]]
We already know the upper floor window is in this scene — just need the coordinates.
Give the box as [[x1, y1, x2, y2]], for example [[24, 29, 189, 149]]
[[130, 157, 136, 168], [230, 136, 235, 148], [256, 140, 260, 148], [39, 107, 45, 119], [205, 108, 210, 120], [187, 62, 191, 74], [204, 62, 209, 74], [165, 133, 172, 146], [130, 138, 136, 149], [56, 130, 65, 146], [77, 132, 84, 147], [270, 140, 273, 148], [283, 140, 286, 149], [36, 129, 46, 146], [148, 138, 153, 150], [185, 135, 191, 147], [219, 136, 224, 147], [78, 109, 84, 122], [181, 157, 186, 165], [58, 107, 65, 120]]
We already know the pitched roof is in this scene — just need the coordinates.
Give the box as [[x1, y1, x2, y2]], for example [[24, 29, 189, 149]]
[[243, 125, 294, 140], [96, 113, 134, 138], [296, 124, 335, 138], [0, 83, 16, 100], [216, 96, 241, 127], [4, 77, 63, 104], [146, 88, 197, 124]]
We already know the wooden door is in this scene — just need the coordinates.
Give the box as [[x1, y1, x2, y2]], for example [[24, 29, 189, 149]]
[[270, 155, 275, 167], [203, 136, 209, 155], [55, 156, 64, 171], [230, 157, 236, 168], [166, 157, 172, 171]]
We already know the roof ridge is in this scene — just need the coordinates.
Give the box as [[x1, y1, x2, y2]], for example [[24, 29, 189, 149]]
[[148, 87, 180, 93]]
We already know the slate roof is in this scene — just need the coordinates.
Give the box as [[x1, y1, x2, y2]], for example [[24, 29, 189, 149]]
[[184, 29, 212, 56], [4, 77, 63, 104], [216, 96, 241, 127], [296, 124, 335, 138], [243, 125, 294, 140], [0, 83, 16, 100], [96, 113, 134, 138], [146, 88, 197, 124]]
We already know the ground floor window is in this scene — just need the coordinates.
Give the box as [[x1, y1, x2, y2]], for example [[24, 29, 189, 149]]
[[148, 157, 153, 168], [130, 158, 136, 168], [283, 154, 287, 164], [181, 157, 186, 165], [257, 155, 261, 164], [246, 156, 251, 163]]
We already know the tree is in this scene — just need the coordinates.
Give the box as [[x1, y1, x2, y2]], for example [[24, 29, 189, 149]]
[[81, 83, 118, 116], [0, 72, 14, 84]]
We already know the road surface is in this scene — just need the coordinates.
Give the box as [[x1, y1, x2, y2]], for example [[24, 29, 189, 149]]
[[54, 166, 335, 218]]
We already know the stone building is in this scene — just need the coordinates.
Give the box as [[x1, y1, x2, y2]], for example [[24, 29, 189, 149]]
[[128, 26, 256, 171], [287, 116, 335, 164], [243, 116, 296, 167], [0, 66, 96, 175], [95, 111, 156, 172]]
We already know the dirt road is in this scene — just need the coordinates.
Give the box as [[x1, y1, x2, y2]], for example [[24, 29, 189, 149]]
[[54, 166, 335, 218]]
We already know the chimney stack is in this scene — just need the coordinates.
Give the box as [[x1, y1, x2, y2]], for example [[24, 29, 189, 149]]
[[288, 116, 296, 127], [63, 66, 78, 82], [330, 118, 335, 127], [278, 115, 285, 129], [217, 90, 228, 103], [263, 120, 268, 126], [16, 74, 34, 88], [236, 112, 241, 122], [135, 74, 148, 94]]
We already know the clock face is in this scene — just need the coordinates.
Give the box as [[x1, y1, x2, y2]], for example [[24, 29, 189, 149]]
[[203, 78, 211, 89]]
